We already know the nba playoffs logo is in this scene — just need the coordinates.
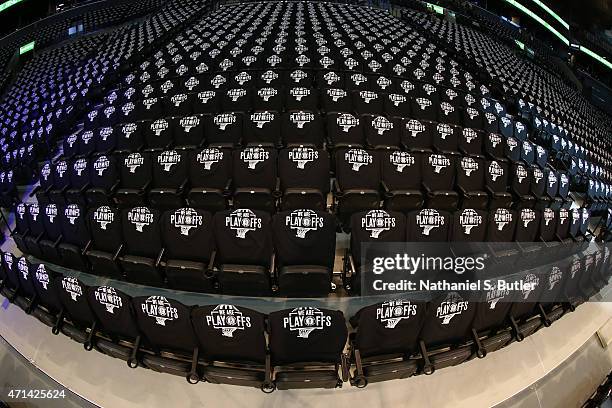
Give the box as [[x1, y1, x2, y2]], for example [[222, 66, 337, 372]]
[[489, 133, 502, 148], [197, 91, 215, 104], [559, 209, 568, 225], [45, 204, 58, 223], [460, 209, 482, 234], [142, 296, 178, 326], [437, 123, 453, 140], [241, 147, 269, 169], [158, 150, 181, 172], [94, 206, 114, 230], [290, 111, 314, 129], [461, 157, 478, 176], [171, 208, 203, 236], [494, 208, 512, 231], [214, 113, 236, 131], [226, 209, 262, 238], [533, 167, 543, 184], [406, 120, 425, 137], [372, 116, 393, 135], [286, 209, 323, 238], [227, 88, 246, 102], [520, 208, 535, 228], [95, 286, 123, 314], [323, 71, 340, 85], [345, 149, 372, 171], [429, 154, 450, 173], [29, 204, 39, 221], [41, 162, 51, 181], [485, 283, 509, 309], [327, 88, 346, 102], [258, 88, 277, 102], [548, 171, 557, 188], [549, 266, 562, 290], [56, 161, 68, 178], [65, 204, 80, 225], [197, 148, 223, 170], [436, 292, 469, 324], [151, 119, 168, 136], [62, 277, 83, 301], [488, 161, 503, 181], [359, 90, 377, 103], [289, 146, 318, 169], [543, 208, 555, 226], [206, 304, 252, 337], [516, 165, 527, 183], [362, 210, 396, 238], [121, 122, 137, 138], [179, 115, 200, 132], [417, 209, 445, 235], [522, 274, 538, 299], [17, 257, 28, 281], [388, 93, 406, 106], [290, 87, 310, 101], [35, 264, 49, 290], [125, 153, 144, 173], [16, 203, 25, 220], [337, 113, 358, 132], [128, 207, 154, 232], [251, 111, 274, 128], [283, 307, 332, 338], [390, 151, 414, 172], [376, 300, 417, 329], [463, 128, 477, 143]]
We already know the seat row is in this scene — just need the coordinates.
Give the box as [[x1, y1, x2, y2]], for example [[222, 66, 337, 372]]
[[12, 203, 591, 297], [0, 247, 608, 389]]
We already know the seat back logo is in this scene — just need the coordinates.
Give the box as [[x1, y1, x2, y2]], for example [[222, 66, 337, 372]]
[[283, 307, 331, 338], [95, 286, 123, 314], [376, 300, 417, 328], [171, 208, 203, 236], [206, 304, 251, 337], [226, 209, 262, 238], [142, 296, 178, 326]]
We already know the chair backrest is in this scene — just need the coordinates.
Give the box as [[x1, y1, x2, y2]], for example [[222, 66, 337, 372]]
[[350, 210, 406, 265], [161, 208, 214, 262], [188, 147, 232, 189], [268, 307, 347, 365], [88, 205, 122, 252], [121, 207, 163, 257], [152, 149, 188, 188], [87, 285, 140, 340], [423, 152, 454, 191], [212, 209, 273, 266], [89, 154, 118, 189], [352, 300, 426, 358], [278, 147, 330, 193], [119, 151, 151, 189], [456, 156, 485, 191], [31, 263, 62, 313], [60, 204, 90, 246], [381, 150, 422, 190], [273, 209, 336, 269], [451, 209, 487, 241], [42, 203, 63, 240], [419, 291, 476, 347], [133, 295, 198, 353], [232, 146, 277, 189], [56, 275, 97, 327], [515, 208, 539, 241], [486, 208, 516, 242], [335, 148, 380, 191], [191, 304, 267, 364]]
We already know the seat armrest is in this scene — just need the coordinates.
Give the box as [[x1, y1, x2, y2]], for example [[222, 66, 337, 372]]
[[333, 178, 342, 196], [155, 247, 165, 268], [79, 182, 91, 194], [112, 244, 123, 261], [81, 240, 92, 256], [422, 181, 433, 195], [223, 178, 232, 195], [52, 235, 63, 248], [380, 180, 390, 194]]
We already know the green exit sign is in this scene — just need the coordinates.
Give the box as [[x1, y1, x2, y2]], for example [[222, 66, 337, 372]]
[[19, 41, 35, 55]]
